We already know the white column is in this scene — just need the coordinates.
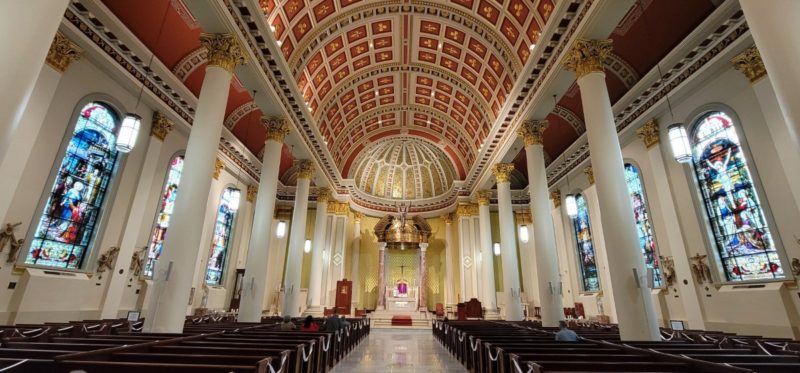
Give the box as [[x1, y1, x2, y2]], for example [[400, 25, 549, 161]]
[[237, 118, 290, 322], [144, 34, 244, 332], [377, 242, 387, 310], [565, 39, 659, 340], [443, 214, 455, 306], [0, 32, 82, 225], [307, 188, 330, 312], [740, 1, 800, 165], [418, 242, 429, 311], [282, 160, 313, 316], [0, 0, 70, 166], [477, 191, 498, 314], [519, 120, 563, 326], [100, 113, 172, 319], [492, 165, 525, 321], [350, 212, 362, 308]]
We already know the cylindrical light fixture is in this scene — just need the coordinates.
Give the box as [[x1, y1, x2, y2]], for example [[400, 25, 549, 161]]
[[228, 189, 241, 212], [519, 225, 529, 243], [667, 123, 692, 163], [116, 113, 141, 153], [304, 239, 312, 253], [276, 221, 287, 238], [565, 194, 578, 219], [493, 242, 501, 256]]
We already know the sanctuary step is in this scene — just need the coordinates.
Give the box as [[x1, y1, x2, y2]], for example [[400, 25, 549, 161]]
[[369, 309, 431, 329]]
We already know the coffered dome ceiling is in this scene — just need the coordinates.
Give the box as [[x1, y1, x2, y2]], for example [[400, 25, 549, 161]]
[[352, 138, 456, 201]]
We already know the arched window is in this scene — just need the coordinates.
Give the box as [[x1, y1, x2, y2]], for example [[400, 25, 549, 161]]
[[571, 194, 600, 292], [624, 163, 662, 288], [205, 187, 240, 285], [25, 102, 120, 269], [691, 111, 783, 281], [143, 155, 185, 278]]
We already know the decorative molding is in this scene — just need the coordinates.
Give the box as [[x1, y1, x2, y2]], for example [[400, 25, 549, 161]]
[[172, 47, 207, 81], [563, 39, 613, 78], [327, 201, 349, 215], [492, 163, 515, 184], [731, 45, 766, 83], [456, 203, 479, 217], [199, 33, 246, 73], [170, 0, 200, 29], [46, 31, 82, 73], [213, 158, 224, 180], [583, 165, 594, 185], [224, 101, 258, 130], [552, 104, 585, 134], [150, 112, 174, 141], [636, 118, 660, 149], [518, 120, 548, 146]]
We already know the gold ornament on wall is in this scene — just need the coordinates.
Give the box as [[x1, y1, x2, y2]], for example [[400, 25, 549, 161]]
[[130, 246, 147, 277], [150, 112, 174, 141], [46, 31, 82, 73], [199, 33, 246, 73], [97, 247, 120, 273], [636, 119, 660, 149], [689, 253, 713, 284], [246, 184, 257, 203], [213, 158, 224, 180], [0, 222, 24, 263], [563, 39, 613, 78], [583, 165, 595, 185], [491, 163, 515, 183], [456, 204, 478, 218], [731, 46, 767, 83], [518, 119, 548, 146], [659, 255, 676, 287], [550, 190, 562, 208]]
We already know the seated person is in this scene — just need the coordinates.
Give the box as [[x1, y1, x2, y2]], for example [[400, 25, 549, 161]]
[[301, 315, 320, 331], [339, 315, 350, 329], [554, 320, 579, 341], [322, 314, 341, 332], [279, 315, 296, 331]]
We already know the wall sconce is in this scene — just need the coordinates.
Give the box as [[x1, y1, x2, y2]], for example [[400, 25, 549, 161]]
[[276, 221, 287, 238]]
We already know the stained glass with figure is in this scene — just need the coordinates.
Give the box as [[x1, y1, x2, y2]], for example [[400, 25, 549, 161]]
[[205, 187, 240, 285], [572, 194, 600, 292], [624, 163, 663, 288], [691, 112, 783, 281], [143, 156, 184, 278], [26, 103, 119, 269]]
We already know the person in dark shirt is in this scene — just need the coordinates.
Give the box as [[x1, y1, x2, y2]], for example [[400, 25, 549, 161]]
[[554, 320, 579, 341]]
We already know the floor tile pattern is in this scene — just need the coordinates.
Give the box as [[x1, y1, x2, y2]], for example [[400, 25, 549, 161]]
[[330, 329, 467, 372]]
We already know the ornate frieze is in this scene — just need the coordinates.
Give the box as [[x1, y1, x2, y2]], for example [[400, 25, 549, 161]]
[[563, 39, 613, 78], [456, 203, 479, 218], [199, 33, 246, 73]]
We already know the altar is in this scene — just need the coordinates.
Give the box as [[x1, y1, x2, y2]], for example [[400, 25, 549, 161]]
[[385, 284, 418, 311]]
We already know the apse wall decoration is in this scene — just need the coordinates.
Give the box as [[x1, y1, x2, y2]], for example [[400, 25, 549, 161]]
[[144, 155, 184, 278], [205, 187, 240, 285], [691, 111, 783, 281], [624, 163, 663, 288], [572, 194, 600, 292], [26, 102, 120, 269]]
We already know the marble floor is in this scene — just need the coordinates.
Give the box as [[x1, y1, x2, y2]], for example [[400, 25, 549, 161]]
[[330, 329, 468, 372]]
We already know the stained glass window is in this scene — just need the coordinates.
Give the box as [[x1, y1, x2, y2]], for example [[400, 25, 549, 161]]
[[691, 111, 783, 281], [143, 156, 184, 278], [571, 194, 600, 292], [624, 163, 663, 288], [205, 187, 240, 285], [26, 102, 120, 269]]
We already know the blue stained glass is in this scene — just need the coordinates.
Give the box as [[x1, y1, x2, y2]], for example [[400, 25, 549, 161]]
[[205, 187, 240, 285], [572, 194, 600, 292], [624, 163, 663, 288], [691, 112, 783, 281], [25, 103, 119, 269], [144, 156, 184, 278]]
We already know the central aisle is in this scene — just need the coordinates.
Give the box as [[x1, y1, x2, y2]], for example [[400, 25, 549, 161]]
[[330, 328, 467, 372]]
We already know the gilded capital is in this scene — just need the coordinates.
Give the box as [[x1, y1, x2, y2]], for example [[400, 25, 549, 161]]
[[563, 39, 612, 78], [352, 211, 363, 222], [492, 163, 515, 183], [327, 201, 349, 215], [456, 203, 479, 217], [550, 190, 562, 208], [583, 165, 594, 185], [316, 187, 332, 203], [515, 210, 532, 225], [518, 119, 548, 146], [636, 119, 660, 149], [213, 158, 224, 180], [264, 117, 291, 143], [46, 31, 82, 73], [441, 213, 453, 224], [150, 112, 174, 141], [200, 33, 246, 73], [296, 160, 315, 179], [731, 46, 767, 83], [476, 190, 492, 206], [246, 184, 258, 202]]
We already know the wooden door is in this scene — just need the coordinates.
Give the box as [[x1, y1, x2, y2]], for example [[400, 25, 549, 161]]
[[335, 279, 353, 315], [228, 269, 245, 311]]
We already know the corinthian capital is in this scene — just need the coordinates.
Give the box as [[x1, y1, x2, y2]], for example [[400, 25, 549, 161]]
[[550, 190, 562, 208], [151, 112, 174, 141], [492, 163, 515, 183], [563, 39, 612, 78], [583, 165, 594, 185], [200, 33, 246, 73], [731, 46, 767, 83], [316, 187, 332, 203], [296, 160, 315, 179], [476, 190, 492, 206], [46, 31, 82, 73], [636, 119, 660, 149], [518, 119, 549, 146], [264, 117, 291, 143]]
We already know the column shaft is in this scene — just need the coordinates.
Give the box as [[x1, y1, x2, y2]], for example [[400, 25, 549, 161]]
[[377, 243, 387, 309], [443, 217, 455, 306], [575, 66, 660, 339], [0, 0, 70, 165], [351, 216, 362, 307], [307, 191, 329, 310], [238, 127, 285, 322], [477, 199, 498, 312], [495, 176, 524, 321], [282, 173, 311, 316], [418, 243, 428, 311]]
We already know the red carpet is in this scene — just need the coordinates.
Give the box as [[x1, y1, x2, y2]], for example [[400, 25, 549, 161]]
[[391, 315, 412, 326]]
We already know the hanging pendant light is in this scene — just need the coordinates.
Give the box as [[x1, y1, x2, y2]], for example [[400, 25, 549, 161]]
[[493, 242, 501, 256], [304, 239, 312, 253], [116, 113, 141, 153], [668, 124, 692, 163], [228, 188, 241, 212], [518, 225, 530, 243], [565, 194, 578, 218]]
